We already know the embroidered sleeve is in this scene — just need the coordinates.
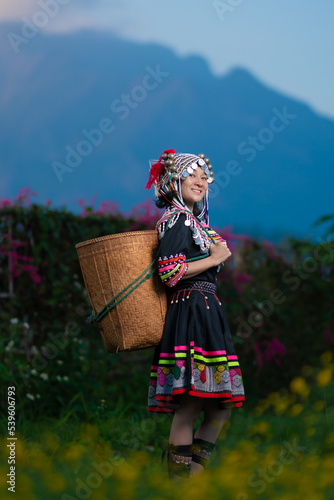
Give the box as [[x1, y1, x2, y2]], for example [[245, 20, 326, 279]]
[[202, 224, 227, 245], [158, 253, 188, 287], [201, 224, 227, 270], [157, 214, 190, 287]]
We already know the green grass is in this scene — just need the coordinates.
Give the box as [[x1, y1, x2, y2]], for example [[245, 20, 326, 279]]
[[1, 355, 333, 500]]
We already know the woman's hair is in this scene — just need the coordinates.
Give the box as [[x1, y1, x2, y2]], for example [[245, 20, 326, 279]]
[[155, 192, 201, 216]]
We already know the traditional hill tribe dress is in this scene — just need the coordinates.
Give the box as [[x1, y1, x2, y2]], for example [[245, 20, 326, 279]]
[[148, 207, 245, 413]]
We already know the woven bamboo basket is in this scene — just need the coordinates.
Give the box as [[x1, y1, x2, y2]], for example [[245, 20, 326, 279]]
[[75, 230, 167, 353]]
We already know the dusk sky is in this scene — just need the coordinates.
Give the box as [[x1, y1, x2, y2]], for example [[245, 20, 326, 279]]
[[1, 0, 333, 119]]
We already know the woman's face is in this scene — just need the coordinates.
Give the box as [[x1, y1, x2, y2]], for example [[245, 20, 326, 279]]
[[180, 167, 208, 211]]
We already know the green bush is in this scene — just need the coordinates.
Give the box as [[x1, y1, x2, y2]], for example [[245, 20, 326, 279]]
[[0, 189, 333, 420]]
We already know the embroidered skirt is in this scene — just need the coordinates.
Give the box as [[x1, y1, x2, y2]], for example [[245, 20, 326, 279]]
[[148, 281, 245, 413]]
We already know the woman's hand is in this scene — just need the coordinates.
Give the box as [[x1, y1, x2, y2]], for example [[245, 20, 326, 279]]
[[181, 241, 232, 280], [209, 241, 232, 266]]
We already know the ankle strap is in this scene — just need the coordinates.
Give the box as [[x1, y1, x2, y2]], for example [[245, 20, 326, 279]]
[[192, 438, 215, 467], [161, 443, 193, 465]]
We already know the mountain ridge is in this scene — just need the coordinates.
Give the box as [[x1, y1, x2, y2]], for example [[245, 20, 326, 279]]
[[0, 23, 333, 242]]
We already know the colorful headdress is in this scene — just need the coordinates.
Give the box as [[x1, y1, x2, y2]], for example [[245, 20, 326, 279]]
[[145, 149, 215, 224]]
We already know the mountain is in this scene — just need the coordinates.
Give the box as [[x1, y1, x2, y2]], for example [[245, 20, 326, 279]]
[[1, 22, 333, 242]]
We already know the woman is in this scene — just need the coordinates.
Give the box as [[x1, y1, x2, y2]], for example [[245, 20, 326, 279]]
[[145, 149, 245, 479]]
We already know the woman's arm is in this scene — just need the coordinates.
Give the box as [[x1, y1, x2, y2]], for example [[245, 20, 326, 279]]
[[181, 241, 232, 280]]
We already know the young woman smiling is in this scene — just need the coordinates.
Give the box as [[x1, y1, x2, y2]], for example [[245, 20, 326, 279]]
[[145, 149, 245, 480]]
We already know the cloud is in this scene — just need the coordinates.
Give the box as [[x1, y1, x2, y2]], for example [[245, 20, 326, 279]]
[[0, 0, 134, 34], [0, 0, 37, 20]]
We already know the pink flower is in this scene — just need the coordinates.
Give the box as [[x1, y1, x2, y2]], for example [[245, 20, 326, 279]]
[[0, 199, 12, 209], [263, 338, 287, 366], [15, 187, 38, 206], [95, 200, 119, 215], [323, 321, 334, 345], [128, 200, 161, 228], [253, 341, 264, 368]]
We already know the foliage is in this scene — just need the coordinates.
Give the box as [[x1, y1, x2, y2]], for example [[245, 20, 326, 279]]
[[0, 352, 333, 500], [0, 189, 333, 421]]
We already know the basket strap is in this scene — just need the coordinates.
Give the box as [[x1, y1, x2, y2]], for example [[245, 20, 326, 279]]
[[87, 212, 215, 324], [87, 256, 158, 324]]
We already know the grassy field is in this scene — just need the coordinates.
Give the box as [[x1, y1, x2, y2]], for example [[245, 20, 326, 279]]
[[1, 352, 333, 500]]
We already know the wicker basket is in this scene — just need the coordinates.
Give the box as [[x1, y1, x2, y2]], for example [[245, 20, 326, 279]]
[[75, 230, 167, 353]]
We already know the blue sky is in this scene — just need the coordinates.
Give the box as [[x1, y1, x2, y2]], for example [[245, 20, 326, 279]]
[[1, 0, 333, 119]]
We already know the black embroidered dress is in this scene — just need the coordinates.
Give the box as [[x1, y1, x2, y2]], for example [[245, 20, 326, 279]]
[[148, 210, 245, 413]]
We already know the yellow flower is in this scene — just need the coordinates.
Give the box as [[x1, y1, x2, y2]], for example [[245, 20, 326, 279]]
[[28, 448, 52, 471], [44, 472, 66, 493], [79, 423, 99, 439], [290, 376, 307, 394], [325, 434, 334, 448], [250, 420, 270, 435], [197, 363, 205, 371], [323, 453, 334, 472], [14, 473, 34, 496], [321, 351, 333, 365], [42, 431, 60, 453], [162, 367, 170, 375], [214, 372, 222, 384], [257, 420, 270, 434], [62, 443, 86, 462], [274, 396, 289, 415], [301, 365, 313, 377], [268, 391, 280, 403], [14, 439, 28, 465], [289, 403, 303, 417], [317, 368, 332, 387], [217, 365, 225, 372]]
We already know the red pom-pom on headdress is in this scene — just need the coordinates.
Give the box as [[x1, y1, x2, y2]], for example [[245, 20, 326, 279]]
[[145, 148, 176, 190]]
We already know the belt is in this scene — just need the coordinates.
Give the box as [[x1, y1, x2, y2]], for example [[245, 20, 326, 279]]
[[170, 281, 221, 309]]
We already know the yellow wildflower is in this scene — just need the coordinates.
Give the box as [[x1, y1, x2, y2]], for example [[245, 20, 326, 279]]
[[289, 403, 303, 417], [44, 472, 66, 493], [290, 376, 307, 394], [321, 351, 333, 365], [316, 368, 332, 387], [301, 365, 313, 377]]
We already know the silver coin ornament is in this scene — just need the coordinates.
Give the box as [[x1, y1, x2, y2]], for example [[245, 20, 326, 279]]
[[187, 166, 194, 174], [184, 219, 191, 226], [198, 159, 206, 167], [182, 171, 189, 178], [191, 162, 198, 170]]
